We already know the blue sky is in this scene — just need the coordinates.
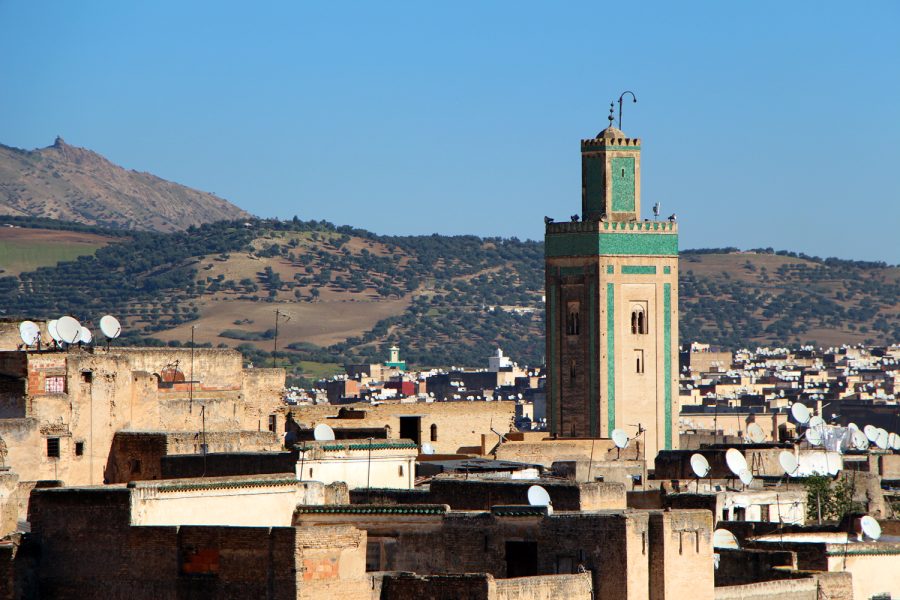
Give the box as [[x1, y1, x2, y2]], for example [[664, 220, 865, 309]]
[[1, 2, 898, 262]]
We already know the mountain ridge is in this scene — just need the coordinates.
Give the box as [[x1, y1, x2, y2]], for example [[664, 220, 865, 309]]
[[0, 137, 250, 231]]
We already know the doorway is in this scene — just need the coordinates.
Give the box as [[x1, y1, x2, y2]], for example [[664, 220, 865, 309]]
[[505, 541, 538, 578], [399, 416, 421, 445]]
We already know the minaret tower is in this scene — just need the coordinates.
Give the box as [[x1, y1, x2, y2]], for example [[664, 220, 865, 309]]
[[544, 107, 679, 460]]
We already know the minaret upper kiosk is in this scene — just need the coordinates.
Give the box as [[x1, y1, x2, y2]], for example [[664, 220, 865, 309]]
[[544, 107, 679, 460]]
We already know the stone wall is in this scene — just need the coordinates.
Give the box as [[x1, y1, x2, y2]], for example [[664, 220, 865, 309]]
[[648, 510, 714, 600], [160, 450, 296, 479], [494, 573, 593, 600], [495, 439, 620, 467], [425, 478, 626, 511], [378, 572, 593, 600], [286, 401, 517, 455]]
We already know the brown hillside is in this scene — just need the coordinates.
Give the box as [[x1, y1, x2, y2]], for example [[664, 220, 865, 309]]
[[0, 138, 250, 231]]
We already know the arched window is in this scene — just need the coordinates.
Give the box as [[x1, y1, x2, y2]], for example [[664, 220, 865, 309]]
[[631, 306, 648, 334], [430, 423, 438, 442], [570, 360, 577, 380], [566, 302, 581, 336]]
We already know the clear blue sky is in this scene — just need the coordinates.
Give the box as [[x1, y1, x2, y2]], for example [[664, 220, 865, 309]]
[[2, 2, 898, 262]]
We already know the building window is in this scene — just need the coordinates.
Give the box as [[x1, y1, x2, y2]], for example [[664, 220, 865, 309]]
[[635, 350, 644, 374], [46, 438, 60, 458], [399, 465, 404, 477], [44, 376, 65, 394], [760, 504, 770, 521], [631, 306, 648, 334], [267, 415, 277, 432], [130, 459, 142, 474], [570, 360, 577, 380], [430, 423, 438, 442], [566, 302, 580, 336], [81, 371, 93, 384], [734, 507, 746, 521], [75, 441, 84, 456]]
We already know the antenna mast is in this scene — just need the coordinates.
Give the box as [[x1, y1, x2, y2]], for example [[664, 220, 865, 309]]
[[617, 91, 637, 131]]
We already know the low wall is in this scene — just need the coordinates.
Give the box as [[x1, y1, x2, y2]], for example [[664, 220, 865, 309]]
[[714, 579, 818, 600], [378, 572, 593, 600], [494, 573, 592, 600]]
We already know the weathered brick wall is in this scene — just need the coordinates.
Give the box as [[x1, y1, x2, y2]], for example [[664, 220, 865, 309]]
[[380, 573, 493, 600], [104, 431, 168, 483], [714, 548, 796, 586], [494, 572, 593, 600], [495, 439, 621, 467], [160, 450, 296, 479], [425, 478, 625, 511], [713, 579, 819, 600], [287, 401, 517, 455]]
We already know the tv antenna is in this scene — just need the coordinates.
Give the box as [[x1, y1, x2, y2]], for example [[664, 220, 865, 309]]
[[527, 485, 553, 515], [746, 423, 765, 444], [859, 515, 882, 541], [611, 428, 629, 459], [652, 203, 660, 221], [272, 309, 291, 368], [778, 450, 798, 479], [617, 90, 637, 131], [56, 316, 82, 346], [421, 443, 435, 455], [99, 315, 122, 350], [725, 448, 748, 488]]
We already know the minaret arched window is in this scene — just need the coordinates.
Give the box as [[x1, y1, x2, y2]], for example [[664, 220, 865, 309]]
[[566, 302, 580, 336], [430, 423, 438, 442], [631, 306, 648, 335]]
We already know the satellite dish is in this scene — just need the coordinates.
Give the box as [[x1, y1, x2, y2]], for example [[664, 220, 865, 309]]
[[847, 422, 859, 431], [78, 327, 93, 345], [746, 423, 765, 444], [527, 485, 552, 509], [808, 415, 825, 429], [313, 424, 336, 441], [421, 443, 435, 455], [725, 448, 748, 476], [738, 468, 753, 486], [852, 429, 869, 451], [611, 429, 629, 449], [891, 433, 900, 451], [875, 429, 890, 450], [47, 320, 61, 343], [805, 427, 823, 446], [713, 529, 740, 549], [19, 321, 40, 346], [791, 402, 811, 424], [56, 316, 82, 344], [779, 451, 798, 476], [690, 454, 710, 478], [99, 315, 122, 339], [864, 425, 879, 442], [860, 516, 882, 541]]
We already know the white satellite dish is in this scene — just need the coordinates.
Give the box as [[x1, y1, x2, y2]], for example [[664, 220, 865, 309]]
[[19, 321, 40, 346], [805, 427, 823, 446], [47, 319, 61, 343], [891, 433, 900, 451], [611, 429, 629, 449], [99, 315, 122, 339], [313, 423, 336, 441], [847, 422, 859, 431], [808, 415, 825, 429], [78, 327, 93, 345], [875, 429, 890, 450], [746, 423, 765, 444], [864, 425, 878, 442], [690, 454, 710, 478], [779, 451, 798, 476], [738, 468, 753, 486], [56, 316, 82, 344], [713, 529, 740, 549], [791, 402, 811, 424], [860, 516, 882, 541], [852, 429, 869, 451], [421, 443, 435, 455], [527, 484, 552, 509], [725, 448, 748, 476]]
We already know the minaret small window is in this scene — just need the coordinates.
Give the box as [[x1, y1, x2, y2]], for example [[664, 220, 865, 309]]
[[635, 350, 645, 374], [566, 302, 580, 336], [631, 306, 648, 335]]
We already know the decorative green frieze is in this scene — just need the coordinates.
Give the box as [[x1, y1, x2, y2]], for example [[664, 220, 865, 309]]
[[584, 154, 605, 216], [621, 265, 657, 275], [545, 231, 678, 257], [606, 283, 615, 431], [611, 157, 635, 212], [664, 283, 672, 450]]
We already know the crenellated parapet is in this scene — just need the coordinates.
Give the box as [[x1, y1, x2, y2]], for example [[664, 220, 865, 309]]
[[546, 220, 677, 235], [581, 136, 641, 152]]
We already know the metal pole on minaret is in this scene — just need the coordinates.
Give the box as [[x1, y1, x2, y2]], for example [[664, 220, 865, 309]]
[[617, 91, 637, 130]]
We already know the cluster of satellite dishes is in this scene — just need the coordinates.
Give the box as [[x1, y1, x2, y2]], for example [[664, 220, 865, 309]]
[[18, 315, 121, 349], [791, 401, 900, 453]]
